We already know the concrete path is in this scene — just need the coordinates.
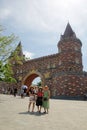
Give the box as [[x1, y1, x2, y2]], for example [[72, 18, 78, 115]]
[[0, 94, 87, 130]]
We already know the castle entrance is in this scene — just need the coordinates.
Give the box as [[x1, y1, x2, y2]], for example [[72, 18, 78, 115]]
[[22, 71, 44, 90]]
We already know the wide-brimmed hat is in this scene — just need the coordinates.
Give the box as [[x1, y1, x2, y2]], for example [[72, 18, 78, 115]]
[[38, 86, 43, 89], [30, 86, 34, 89]]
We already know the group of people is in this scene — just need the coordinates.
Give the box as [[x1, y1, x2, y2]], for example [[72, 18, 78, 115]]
[[28, 85, 50, 114]]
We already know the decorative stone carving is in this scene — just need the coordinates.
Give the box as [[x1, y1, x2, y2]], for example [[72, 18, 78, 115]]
[[44, 72, 50, 79]]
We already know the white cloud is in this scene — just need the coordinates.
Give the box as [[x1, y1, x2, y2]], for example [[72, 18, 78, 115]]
[[0, 8, 11, 20], [1, 0, 87, 33], [0, 0, 87, 70], [23, 50, 34, 59]]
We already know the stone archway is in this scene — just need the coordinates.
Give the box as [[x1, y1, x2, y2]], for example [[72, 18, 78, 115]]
[[22, 70, 44, 90]]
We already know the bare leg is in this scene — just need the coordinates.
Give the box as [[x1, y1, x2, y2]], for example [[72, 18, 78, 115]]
[[47, 108, 49, 114], [44, 108, 46, 113], [28, 102, 31, 112], [40, 106, 42, 112], [32, 103, 35, 112]]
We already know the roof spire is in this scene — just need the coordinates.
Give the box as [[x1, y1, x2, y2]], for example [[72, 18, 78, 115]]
[[15, 41, 23, 57], [62, 23, 76, 38]]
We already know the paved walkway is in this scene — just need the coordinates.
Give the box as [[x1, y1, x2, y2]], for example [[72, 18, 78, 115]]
[[0, 94, 87, 130]]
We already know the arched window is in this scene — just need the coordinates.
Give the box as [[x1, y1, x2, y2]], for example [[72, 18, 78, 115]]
[[75, 58, 79, 64]]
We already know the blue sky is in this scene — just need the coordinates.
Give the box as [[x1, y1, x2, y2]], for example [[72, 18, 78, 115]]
[[0, 0, 87, 74]]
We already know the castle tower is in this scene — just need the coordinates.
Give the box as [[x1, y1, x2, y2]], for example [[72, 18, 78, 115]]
[[57, 23, 83, 72], [9, 41, 25, 65]]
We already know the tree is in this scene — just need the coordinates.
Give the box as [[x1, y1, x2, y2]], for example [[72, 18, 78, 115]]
[[0, 61, 16, 82], [0, 26, 17, 62], [0, 61, 4, 81], [0, 25, 18, 82], [37, 81, 41, 86]]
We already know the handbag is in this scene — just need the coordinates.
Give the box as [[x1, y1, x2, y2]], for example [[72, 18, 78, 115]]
[[43, 97, 48, 101]]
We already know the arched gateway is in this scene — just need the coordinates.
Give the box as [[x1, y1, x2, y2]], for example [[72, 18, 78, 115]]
[[10, 23, 87, 99], [22, 70, 44, 88]]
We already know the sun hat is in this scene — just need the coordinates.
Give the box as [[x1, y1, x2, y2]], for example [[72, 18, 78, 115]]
[[39, 86, 43, 89], [30, 86, 34, 88]]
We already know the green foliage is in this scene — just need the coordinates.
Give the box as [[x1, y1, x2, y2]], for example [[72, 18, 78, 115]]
[[0, 25, 17, 82], [0, 61, 17, 83], [0, 61, 4, 81], [0, 26, 18, 62], [4, 63, 17, 83], [37, 81, 41, 86], [9, 47, 24, 65]]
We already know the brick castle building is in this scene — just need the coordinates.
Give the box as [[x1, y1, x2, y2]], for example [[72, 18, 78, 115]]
[[8, 23, 87, 98]]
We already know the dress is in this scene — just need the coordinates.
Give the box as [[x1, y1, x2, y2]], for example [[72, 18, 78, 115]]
[[43, 90, 49, 109]]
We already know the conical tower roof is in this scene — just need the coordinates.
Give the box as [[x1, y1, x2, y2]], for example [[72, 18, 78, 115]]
[[62, 23, 76, 38], [9, 41, 23, 59], [15, 41, 23, 57], [58, 23, 82, 47]]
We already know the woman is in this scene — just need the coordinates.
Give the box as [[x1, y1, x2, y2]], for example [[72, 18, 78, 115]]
[[43, 85, 50, 114], [28, 86, 35, 112], [36, 87, 43, 113]]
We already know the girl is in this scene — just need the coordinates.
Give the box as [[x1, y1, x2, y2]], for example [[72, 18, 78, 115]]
[[28, 86, 35, 112]]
